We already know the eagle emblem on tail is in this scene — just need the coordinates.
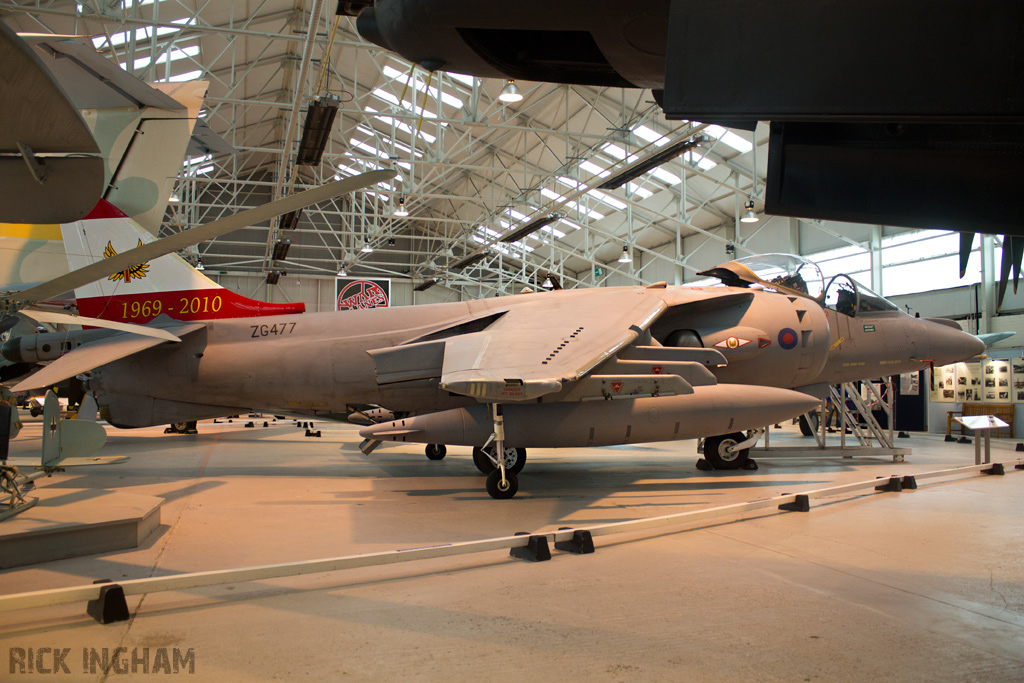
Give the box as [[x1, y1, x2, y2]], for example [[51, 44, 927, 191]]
[[104, 240, 150, 283]]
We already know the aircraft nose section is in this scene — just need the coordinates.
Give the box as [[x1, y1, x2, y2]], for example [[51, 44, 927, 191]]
[[921, 319, 986, 366]]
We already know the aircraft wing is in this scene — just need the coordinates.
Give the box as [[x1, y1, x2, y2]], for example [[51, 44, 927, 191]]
[[438, 288, 673, 401], [11, 323, 204, 392]]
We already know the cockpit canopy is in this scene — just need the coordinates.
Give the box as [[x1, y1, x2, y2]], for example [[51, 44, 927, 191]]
[[699, 253, 898, 317]]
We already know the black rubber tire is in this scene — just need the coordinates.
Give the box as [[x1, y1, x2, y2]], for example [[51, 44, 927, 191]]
[[472, 445, 526, 474], [702, 432, 749, 470], [485, 469, 518, 499], [798, 412, 819, 437], [472, 447, 492, 474], [425, 444, 447, 461], [172, 422, 189, 432]]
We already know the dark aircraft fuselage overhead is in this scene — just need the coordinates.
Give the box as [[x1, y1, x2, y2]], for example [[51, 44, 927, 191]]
[[354, 0, 1024, 237]]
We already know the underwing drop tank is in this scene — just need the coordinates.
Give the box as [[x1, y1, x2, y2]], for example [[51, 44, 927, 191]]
[[358, 384, 820, 448]]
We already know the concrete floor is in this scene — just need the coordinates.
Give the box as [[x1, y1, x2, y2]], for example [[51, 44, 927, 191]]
[[1, 417, 1022, 681]]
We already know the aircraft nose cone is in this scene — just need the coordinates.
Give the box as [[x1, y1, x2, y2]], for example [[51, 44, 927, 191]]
[[1, 337, 23, 364], [924, 320, 986, 366]]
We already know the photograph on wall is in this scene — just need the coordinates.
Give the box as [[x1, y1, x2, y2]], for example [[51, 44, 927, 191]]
[[336, 277, 391, 311], [983, 359, 1012, 404], [930, 364, 958, 403], [960, 361, 983, 403], [900, 372, 919, 396], [1014, 361, 1024, 404]]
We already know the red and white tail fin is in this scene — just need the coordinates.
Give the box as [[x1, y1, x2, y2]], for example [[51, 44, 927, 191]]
[[61, 199, 304, 324]]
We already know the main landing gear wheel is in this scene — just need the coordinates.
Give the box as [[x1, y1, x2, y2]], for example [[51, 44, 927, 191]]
[[485, 469, 518, 499], [702, 432, 751, 470], [424, 444, 447, 460], [472, 445, 527, 474]]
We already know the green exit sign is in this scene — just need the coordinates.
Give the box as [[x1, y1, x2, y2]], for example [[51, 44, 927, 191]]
[[594, 267, 604, 277]]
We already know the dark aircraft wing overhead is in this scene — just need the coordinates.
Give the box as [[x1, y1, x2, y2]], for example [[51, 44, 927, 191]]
[[0, 24, 103, 223]]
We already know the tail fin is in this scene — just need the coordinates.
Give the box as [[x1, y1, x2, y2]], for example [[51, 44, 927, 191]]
[[61, 200, 304, 324]]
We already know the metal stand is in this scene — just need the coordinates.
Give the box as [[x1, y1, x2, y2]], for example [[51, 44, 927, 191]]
[[1, 465, 42, 522], [954, 415, 1009, 465], [757, 380, 910, 462]]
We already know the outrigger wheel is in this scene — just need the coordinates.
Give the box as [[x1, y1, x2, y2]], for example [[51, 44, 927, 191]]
[[424, 444, 447, 460], [472, 444, 527, 475], [702, 431, 753, 470]]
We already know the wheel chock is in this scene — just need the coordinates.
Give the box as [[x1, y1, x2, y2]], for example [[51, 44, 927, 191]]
[[944, 434, 955, 442], [982, 463, 1005, 476], [695, 458, 713, 471], [1015, 462, 1024, 470], [957, 436, 971, 444], [86, 580, 129, 624], [510, 532, 551, 562], [244, 422, 254, 428], [875, 476, 902, 492], [741, 458, 759, 470], [555, 528, 595, 554], [901, 475, 918, 489], [263, 422, 269, 427], [778, 494, 810, 512], [898, 431, 910, 438], [304, 429, 321, 437]]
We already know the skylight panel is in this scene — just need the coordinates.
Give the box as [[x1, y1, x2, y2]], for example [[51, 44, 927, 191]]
[[627, 183, 653, 199], [565, 201, 603, 221], [557, 218, 583, 231], [506, 209, 528, 222], [633, 125, 670, 147], [556, 176, 582, 190], [155, 70, 203, 83], [369, 110, 436, 144], [96, 17, 196, 48], [684, 150, 717, 170], [579, 160, 610, 178], [649, 167, 681, 186], [382, 65, 464, 109], [348, 138, 390, 160], [447, 72, 476, 87], [540, 225, 566, 238], [601, 144, 638, 163], [371, 89, 441, 121], [704, 124, 753, 154], [587, 189, 627, 210], [123, 44, 199, 70], [541, 188, 565, 202], [479, 226, 502, 239]]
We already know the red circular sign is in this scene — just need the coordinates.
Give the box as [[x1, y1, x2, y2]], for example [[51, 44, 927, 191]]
[[337, 280, 389, 310]]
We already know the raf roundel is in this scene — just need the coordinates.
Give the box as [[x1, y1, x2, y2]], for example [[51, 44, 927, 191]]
[[778, 327, 798, 350]]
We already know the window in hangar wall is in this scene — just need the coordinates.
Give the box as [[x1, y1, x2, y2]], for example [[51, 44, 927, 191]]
[[808, 230, 996, 298]]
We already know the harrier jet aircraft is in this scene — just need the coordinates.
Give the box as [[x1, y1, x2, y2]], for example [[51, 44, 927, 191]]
[[5, 254, 984, 498]]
